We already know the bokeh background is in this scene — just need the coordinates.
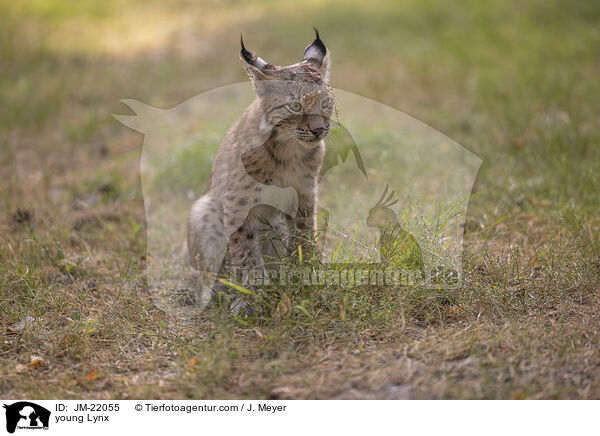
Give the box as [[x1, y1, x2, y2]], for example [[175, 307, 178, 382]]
[[1, 0, 598, 399]]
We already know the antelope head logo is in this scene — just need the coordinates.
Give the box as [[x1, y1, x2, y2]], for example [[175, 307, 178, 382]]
[[366, 184, 399, 229]]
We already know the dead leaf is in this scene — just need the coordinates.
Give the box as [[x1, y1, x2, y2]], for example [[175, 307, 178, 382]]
[[15, 364, 27, 373], [513, 137, 525, 149], [30, 355, 44, 367], [273, 293, 292, 320], [511, 388, 527, 400], [270, 386, 293, 398], [281, 293, 292, 313]]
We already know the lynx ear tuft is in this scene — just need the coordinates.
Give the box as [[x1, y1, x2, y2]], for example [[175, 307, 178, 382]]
[[303, 27, 330, 80], [240, 34, 271, 80], [240, 34, 253, 65]]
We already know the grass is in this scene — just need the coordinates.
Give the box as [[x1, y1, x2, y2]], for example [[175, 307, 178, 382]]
[[0, 0, 599, 399]]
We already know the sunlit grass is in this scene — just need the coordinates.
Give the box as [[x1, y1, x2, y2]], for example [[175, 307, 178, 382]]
[[0, 0, 598, 399]]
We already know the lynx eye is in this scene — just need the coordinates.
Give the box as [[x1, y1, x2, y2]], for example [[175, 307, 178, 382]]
[[289, 101, 303, 113], [320, 96, 332, 110]]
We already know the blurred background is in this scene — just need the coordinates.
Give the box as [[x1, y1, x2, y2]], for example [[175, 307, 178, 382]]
[[1, 0, 599, 399], [1, 0, 598, 227]]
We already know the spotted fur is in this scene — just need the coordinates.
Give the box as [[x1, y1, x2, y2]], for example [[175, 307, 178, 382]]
[[187, 31, 332, 306]]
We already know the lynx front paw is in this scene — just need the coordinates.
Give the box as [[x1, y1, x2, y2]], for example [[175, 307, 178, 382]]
[[229, 297, 256, 317]]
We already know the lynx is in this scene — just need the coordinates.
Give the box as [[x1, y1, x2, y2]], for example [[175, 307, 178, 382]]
[[187, 30, 333, 310]]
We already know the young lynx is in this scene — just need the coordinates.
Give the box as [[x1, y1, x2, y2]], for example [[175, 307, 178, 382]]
[[187, 30, 333, 310]]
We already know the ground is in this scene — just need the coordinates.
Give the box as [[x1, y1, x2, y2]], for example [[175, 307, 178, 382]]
[[0, 0, 599, 399]]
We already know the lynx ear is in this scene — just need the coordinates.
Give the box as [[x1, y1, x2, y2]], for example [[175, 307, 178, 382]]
[[240, 35, 272, 81], [303, 28, 330, 80]]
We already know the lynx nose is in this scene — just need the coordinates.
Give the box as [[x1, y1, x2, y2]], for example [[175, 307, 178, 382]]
[[307, 115, 328, 137], [310, 127, 325, 136]]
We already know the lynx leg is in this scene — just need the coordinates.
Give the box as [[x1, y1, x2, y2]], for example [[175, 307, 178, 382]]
[[187, 194, 228, 302], [226, 217, 268, 284], [286, 192, 319, 259], [225, 217, 271, 316]]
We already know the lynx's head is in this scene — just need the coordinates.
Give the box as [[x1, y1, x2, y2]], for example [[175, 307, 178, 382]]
[[240, 29, 334, 145]]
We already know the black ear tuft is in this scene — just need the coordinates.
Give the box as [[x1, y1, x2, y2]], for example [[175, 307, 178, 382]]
[[304, 28, 328, 67], [240, 34, 252, 64], [239, 34, 270, 72]]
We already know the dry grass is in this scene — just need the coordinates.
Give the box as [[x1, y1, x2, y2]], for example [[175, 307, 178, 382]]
[[1, 0, 599, 399]]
